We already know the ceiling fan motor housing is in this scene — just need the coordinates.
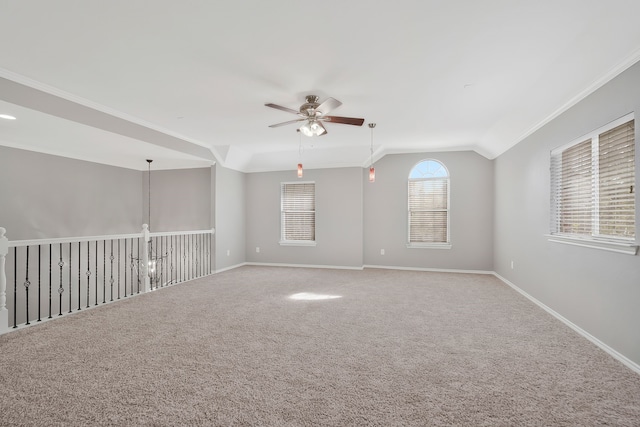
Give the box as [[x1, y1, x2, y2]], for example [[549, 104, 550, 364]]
[[300, 95, 321, 116]]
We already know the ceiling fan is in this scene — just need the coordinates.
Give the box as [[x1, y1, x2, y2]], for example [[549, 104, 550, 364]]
[[265, 95, 365, 136]]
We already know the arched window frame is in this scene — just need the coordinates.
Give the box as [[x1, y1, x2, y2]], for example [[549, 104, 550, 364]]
[[407, 159, 452, 249]]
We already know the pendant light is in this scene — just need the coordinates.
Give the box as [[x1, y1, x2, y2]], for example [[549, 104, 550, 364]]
[[146, 159, 153, 231], [146, 159, 157, 275], [368, 123, 376, 182], [297, 129, 303, 178]]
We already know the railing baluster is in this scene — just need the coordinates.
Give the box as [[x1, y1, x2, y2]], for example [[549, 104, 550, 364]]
[[68, 242, 71, 313], [195, 235, 199, 278], [182, 235, 185, 283], [117, 239, 121, 299], [77, 242, 81, 311], [58, 243, 64, 316], [103, 240, 106, 304], [13, 247, 17, 328], [24, 246, 30, 325], [124, 239, 128, 298], [48, 244, 52, 319], [130, 238, 134, 294], [86, 241, 91, 308], [137, 238, 140, 294], [95, 241, 98, 306], [192, 234, 195, 279], [110, 240, 114, 302], [37, 245, 41, 322], [193, 235, 195, 278], [160, 236, 164, 287], [170, 236, 174, 285]]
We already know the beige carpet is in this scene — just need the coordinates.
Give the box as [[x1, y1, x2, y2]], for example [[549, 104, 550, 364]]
[[0, 266, 639, 426]]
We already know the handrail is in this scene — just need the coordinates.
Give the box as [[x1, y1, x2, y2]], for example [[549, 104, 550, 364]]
[[150, 228, 215, 238], [8, 233, 143, 248], [8, 228, 215, 248]]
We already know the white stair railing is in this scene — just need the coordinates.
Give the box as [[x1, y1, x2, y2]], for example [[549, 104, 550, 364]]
[[0, 225, 214, 333]]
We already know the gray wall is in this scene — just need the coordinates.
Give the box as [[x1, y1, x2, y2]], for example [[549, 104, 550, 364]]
[[142, 167, 211, 232], [0, 146, 142, 240], [494, 62, 640, 366], [364, 151, 494, 271], [0, 146, 213, 242], [245, 167, 364, 268], [214, 164, 246, 271]]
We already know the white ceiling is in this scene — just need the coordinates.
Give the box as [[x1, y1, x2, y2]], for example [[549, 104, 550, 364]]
[[2, 1, 640, 172]]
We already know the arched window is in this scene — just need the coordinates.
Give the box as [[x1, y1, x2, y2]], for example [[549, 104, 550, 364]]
[[408, 160, 451, 247]]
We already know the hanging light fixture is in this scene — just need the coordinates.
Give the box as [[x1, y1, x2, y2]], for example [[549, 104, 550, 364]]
[[297, 129, 303, 178], [146, 159, 153, 231], [133, 159, 166, 285], [368, 123, 376, 182], [146, 159, 157, 275]]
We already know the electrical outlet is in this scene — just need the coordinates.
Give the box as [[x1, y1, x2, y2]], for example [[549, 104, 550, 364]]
[[381, 249, 385, 255], [511, 260, 514, 269], [227, 249, 230, 256], [256, 247, 260, 253]]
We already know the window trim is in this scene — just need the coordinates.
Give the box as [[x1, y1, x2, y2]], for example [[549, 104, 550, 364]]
[[407, 159, 451, 248], [545, 234, 637, 255], [548, 112, 637, 254], [280, 181, 317, 247]]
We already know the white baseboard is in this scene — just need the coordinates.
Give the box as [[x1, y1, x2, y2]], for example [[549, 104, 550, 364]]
[[214, 262, 248, 274], [493, 272, 640, 376], [364, 264, 494, 275], [245, 262, 364, 270], [238, 262, 493, 274]]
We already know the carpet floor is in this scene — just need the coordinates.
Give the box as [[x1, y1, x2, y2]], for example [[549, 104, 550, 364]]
[[0, 266, 639, 426]]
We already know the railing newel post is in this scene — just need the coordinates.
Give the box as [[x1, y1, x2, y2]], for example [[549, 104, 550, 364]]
[[0, 227, 10, 334]]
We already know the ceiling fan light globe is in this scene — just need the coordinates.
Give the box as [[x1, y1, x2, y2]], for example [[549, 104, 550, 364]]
[[300, 123, 314, 137], [300, 121, 325, 137]]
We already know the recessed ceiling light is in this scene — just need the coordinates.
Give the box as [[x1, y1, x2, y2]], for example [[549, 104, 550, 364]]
[[0, 114, 17, 120]]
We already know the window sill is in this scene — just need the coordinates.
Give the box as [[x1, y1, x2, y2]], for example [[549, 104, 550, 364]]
[[279, 240, 317, 247], [406, 243, 452, 250], [546, 234, 638, 255]]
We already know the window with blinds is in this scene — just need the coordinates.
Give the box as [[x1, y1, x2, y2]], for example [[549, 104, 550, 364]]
[[408, 160, 450, 247], [281, 182, 315, 243], [550, 115, 635, 242]]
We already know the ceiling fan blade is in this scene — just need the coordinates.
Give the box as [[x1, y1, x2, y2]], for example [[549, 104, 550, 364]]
[[265, 103, 302, 115], [269, 118, 305, 128], [322, 116, 365, 126], [316, 97, 342, 114]]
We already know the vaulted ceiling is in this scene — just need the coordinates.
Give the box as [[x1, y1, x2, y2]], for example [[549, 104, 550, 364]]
[[2, 1, 640, 172]]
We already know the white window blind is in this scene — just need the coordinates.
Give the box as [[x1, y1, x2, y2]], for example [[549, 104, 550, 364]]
[[408, 160, 450, 245], [281, 182, 315, 242], [598, 121, 635, 238], [551, 116, 635, 241]]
